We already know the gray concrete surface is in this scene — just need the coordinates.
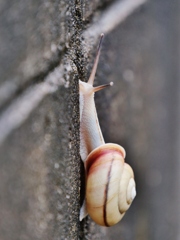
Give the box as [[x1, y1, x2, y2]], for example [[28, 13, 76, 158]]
[[0, 0, 179, 239]]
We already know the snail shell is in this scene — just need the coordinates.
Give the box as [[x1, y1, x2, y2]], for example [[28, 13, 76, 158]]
[[85, 143, 136, 227], [79, 34, 136, 225]]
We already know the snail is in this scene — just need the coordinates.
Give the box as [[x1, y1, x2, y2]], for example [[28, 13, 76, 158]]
[[79, 33, 136, 227]]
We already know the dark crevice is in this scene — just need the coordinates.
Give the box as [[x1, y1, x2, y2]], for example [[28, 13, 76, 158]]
[[68, 0, 85, 239]]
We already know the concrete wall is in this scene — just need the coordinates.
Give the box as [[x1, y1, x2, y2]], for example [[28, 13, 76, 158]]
[[0, 0, 179, 239]]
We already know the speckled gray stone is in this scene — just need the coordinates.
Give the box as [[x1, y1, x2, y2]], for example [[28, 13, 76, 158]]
[[0, 0, 179, 240]]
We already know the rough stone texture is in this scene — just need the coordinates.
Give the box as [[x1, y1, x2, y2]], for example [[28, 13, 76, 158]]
[[0, 0, 69, 108], [0, 0, 179, 240]]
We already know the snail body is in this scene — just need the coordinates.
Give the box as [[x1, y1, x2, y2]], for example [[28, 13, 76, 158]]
[[79, 34, 136, 226]]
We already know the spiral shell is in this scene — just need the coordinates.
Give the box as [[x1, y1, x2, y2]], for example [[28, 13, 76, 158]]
[[85, 143, 136, 227]]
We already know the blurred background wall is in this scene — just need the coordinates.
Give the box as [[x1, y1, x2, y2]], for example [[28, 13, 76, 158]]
[[0, 0, 179, 239]]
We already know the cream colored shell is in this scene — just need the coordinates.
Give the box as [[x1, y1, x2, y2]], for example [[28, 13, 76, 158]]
[[85, 143, 136, 227], [79, 34, 136, 225]]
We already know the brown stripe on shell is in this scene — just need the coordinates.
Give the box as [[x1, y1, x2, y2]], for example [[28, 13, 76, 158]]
[[103, 156, 115, 227]]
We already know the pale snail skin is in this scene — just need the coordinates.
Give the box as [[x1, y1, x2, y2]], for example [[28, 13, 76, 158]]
[[79, 33, 136, 227]]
